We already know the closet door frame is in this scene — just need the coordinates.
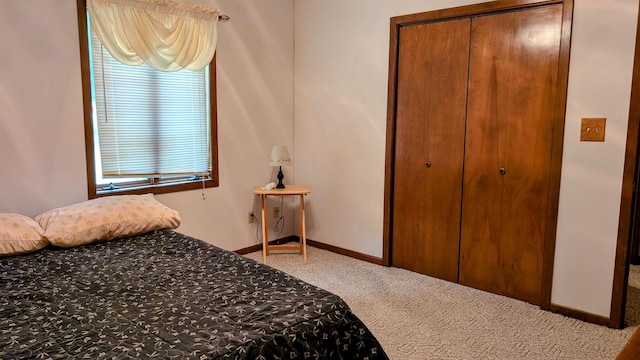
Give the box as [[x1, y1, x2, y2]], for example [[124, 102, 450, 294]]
[[382, 0, 574, 310], [612, 2, 640, 330]]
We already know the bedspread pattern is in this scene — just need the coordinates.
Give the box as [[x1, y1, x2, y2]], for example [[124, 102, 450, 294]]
[[0, 229, 387, 359]]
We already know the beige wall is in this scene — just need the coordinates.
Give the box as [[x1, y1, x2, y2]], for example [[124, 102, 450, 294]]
[[294, 0, 638, 318], [1, 0, 638, 320], [0, 2, 88, 215], [553, 0, 638, 317], [0, 0, 295, 251]]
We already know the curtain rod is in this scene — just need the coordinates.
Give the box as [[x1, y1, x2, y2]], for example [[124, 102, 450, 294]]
[[219, 14, 230, 22]]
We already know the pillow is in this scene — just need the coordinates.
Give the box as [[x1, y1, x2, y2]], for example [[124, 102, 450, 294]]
[[0, 213, 49, 256], [35, 194, 181, 248]]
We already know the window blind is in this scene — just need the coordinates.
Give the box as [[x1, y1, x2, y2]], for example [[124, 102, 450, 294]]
[[89, 21, 211, 178]]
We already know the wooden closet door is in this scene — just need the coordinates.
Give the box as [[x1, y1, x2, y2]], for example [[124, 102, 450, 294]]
[[391, 19, 470, 282], [459, 4, 562, 304]]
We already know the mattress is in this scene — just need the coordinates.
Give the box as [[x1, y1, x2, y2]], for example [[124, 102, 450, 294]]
[[0, 229, 388, 359]]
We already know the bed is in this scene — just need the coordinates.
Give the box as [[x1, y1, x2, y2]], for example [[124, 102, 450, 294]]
[[0, 196, 388, 359]]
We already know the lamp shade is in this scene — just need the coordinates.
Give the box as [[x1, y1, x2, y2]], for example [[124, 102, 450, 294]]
[[270, 145, 292, 166]]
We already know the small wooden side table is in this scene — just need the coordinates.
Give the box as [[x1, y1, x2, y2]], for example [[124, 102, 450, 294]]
[[253, 185, 311, 264]]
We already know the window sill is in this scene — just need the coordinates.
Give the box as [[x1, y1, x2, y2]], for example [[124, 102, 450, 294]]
[[92, 178, 219, 199]]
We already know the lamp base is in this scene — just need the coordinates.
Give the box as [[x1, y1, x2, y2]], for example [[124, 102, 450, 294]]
[[276, 166, 285, 189]]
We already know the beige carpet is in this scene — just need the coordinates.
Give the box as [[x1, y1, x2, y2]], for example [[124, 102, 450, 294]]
[[244, 247, 636, 360]]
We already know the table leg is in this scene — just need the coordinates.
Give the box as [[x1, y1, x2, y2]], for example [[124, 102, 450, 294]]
[[300, 194, 307, 265], [298, 194, 303, 255], [261, 194, 268, 263]]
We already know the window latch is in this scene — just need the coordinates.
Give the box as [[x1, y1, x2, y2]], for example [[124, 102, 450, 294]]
[[103, 182, 120, 191]]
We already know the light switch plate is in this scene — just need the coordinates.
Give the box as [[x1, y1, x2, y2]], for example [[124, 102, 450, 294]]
[[580, 118, 606, 142]]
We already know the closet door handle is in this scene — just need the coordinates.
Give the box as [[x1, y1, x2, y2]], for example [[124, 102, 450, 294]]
[[499, 167, 506, 175], [425, 162, 432, 168]]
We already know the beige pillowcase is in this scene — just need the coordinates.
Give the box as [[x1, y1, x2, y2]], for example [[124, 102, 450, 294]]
[[35, 194, 181, 248], [0, 213, 49, 256]]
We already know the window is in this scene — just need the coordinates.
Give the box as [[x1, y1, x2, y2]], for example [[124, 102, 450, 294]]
[[76, 0, 219, 198]]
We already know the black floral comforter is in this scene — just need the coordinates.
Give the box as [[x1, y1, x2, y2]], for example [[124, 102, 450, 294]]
[[0, 229, 388, 359]]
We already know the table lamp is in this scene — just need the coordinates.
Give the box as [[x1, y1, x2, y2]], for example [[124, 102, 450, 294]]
[[270, 145, 292, 189]]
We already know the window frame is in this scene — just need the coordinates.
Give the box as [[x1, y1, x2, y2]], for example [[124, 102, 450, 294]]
[[75, 0, 219, 199]]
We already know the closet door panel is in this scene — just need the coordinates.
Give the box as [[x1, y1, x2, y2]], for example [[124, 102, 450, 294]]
[[391, 19, 470, 281], [459, 5, 562, 304]]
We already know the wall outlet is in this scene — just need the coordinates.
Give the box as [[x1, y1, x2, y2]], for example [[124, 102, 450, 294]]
[[248, 211, 255, 224], [273, 206, 280, 219]]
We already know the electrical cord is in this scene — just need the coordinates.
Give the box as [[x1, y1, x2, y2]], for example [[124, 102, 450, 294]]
[[251, 212, 261, 243], [250, 197, 287, 245]]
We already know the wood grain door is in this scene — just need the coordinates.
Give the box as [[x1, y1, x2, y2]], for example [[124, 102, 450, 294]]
[[391, 19, 470, 282], [459, 4, 563, 304]]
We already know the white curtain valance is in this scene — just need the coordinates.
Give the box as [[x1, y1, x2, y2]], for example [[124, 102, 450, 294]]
[[87, 0, 220, 72]]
